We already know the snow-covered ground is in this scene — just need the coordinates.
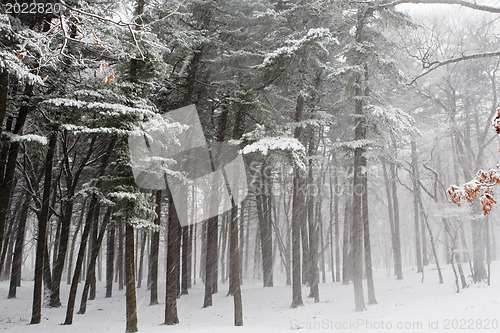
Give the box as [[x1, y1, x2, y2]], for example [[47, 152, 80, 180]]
[[1, 263, 499, 332]]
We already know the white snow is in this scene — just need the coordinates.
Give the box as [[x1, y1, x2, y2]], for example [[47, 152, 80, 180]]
[[1, 262, 499, 332]]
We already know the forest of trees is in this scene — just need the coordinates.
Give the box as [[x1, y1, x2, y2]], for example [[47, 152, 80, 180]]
[[1, 0, 500, 332]]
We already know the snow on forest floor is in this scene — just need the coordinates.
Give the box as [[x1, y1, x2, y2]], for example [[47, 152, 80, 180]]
[[0, 262, 499, 333]]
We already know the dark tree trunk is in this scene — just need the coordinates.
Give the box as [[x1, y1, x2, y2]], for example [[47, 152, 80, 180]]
[[149, 190, 161, 305], [181, 226, 189, 295], [8, 194, 31, 298], [203, 215, 218, 307], [229, 201, 243, 325], [118, 223, 124, 290], [165, 192, 179, 324], [105, 226, 115, 298], [0, 69, 7, 138], [30, 131, 57, 324], [67, 204, 85, 284], [125, 223, 138, 333]]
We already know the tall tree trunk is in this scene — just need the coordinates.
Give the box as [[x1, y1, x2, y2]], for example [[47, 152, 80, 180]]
[[334, 166, 341, 282], [256, 173, 273, 287], [0, 69, 7, 139], [125, 223, 139, 333], [307, 134, 319, 302], [105, 226, 115, 298], [149, 190, 161, 305], [137, 230, 147, 288], [351, 11, 366, 312], [165, 192, 179, 324], [342, 194, 351, 284], [411, 141, 423, 273], [8, 193, 31, 298], [229, 200, 243, 325], [118, 223, 124, 290], [389, 160, 403, 280], [362, 155, 376, 304], [381, 158, 396, 275], [181, 225, 189, 295], [291, 95, 305, 308], [67, 204, 85, 284], [30, 131, 57, 324]]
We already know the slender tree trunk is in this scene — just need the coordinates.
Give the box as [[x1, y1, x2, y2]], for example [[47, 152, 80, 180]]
[[307, 135, 319, 302], [291, 95, 305, 308], [149, 190, 161, 305], [411, 141, 423, 273], [342, 194, 351, 284], [8, 194, 31, 298], [389, 160, 403, 280], [181, 226, 189, 295], [256, 174, 273, 287], [362, 155, 376, 304], [0, 69, 7, 139], [124, 223, 138, 333], [351, 11, 367, 311], [137, 231, 147, 288], [105, 226, 115, 298], [165, 192, 179, 324], [30, 132, 57, 324], [67, 204, 85, 284], [229, 201, 243, 325], [334, 167, 341, 282], [118, 223, 124, 290]]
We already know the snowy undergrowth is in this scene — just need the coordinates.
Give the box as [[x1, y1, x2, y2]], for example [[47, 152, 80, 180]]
[[0, 262, 498, 332]]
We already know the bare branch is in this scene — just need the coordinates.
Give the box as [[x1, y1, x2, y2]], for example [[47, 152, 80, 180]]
[[408, 51, 500, 85], [380, 0, 500, 14]]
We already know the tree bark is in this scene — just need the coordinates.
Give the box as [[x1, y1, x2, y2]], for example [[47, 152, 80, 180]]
[[125, 223, 138, 333], [149, 190, 161, 305], [105, 225, 115, 298], [165, 192, 179, 324], [291, 95, 305, 308]]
